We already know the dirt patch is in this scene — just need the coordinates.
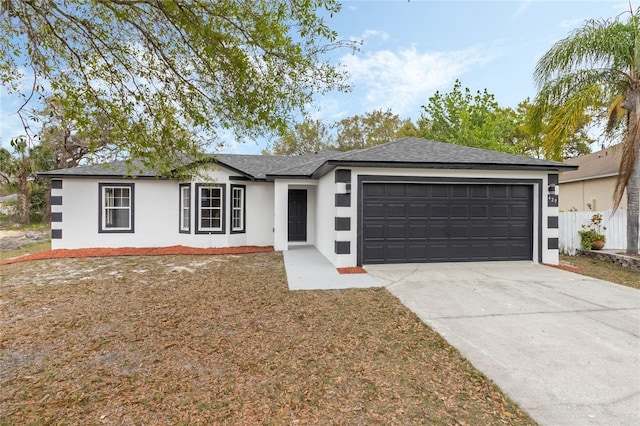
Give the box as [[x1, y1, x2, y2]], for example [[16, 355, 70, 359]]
[[0, 245, 274, 266], [0, 229, 49, 250], [0, 253, 534, 425]]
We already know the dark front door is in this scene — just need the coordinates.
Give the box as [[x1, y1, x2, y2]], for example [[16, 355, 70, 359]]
[[288, 189, 307, 242], [361, 182, 533, 264]]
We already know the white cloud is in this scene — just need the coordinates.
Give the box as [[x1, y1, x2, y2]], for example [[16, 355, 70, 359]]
[[361, 29, 389, 41], [338, 45, 494, 116]]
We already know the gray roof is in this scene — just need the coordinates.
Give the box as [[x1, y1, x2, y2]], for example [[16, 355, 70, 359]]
[[39, 137, 577, 180]]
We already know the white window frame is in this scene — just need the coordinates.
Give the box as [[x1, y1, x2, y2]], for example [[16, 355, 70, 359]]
[[231, 185, 245, 233], [179, 184, 191, 233], [99, 183, 134, 233], [196, 184, 225, 233]]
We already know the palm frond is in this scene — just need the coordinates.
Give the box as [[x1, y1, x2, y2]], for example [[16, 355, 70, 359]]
[[607, 93, 626, 133], [534, 9, 639, 88]]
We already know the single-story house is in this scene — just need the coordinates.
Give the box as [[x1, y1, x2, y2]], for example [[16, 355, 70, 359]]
[[559, 144, 626, 211], [39, 137, 577, 267]]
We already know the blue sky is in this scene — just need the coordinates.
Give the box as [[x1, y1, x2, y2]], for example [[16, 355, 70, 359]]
[[0, 0, 635, 155]]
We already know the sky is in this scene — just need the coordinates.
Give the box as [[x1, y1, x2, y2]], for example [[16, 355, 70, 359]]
[[0, 0, 635, 155]]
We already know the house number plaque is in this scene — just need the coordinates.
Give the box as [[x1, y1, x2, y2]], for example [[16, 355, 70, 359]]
[[548, 194, 558, 207]]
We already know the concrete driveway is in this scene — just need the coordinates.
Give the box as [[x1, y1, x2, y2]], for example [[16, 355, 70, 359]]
[[366, 261, 640, 426]]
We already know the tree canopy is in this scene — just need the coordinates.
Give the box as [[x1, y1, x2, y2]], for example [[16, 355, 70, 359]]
[[265, 109, 417, 155], [0, 0, 353, 173], [418, 80, 518, 154], [534, 5, 640, 254]]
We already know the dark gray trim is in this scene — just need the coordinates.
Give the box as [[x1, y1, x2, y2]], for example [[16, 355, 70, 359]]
[[548, 173, 559, 185], [51, 212, 62, 222], [335, 169, 351, 183], [51, 179, 62, 189], [51, 196, 63, 206], [548, 237, 559, 250], [335, 217, 351, 231], [179, 183, 191, 234], [335, 193, 351, 207], [195, 183, 226, 235], [356, 175, 544, 266], [51, 229, 62, 239], [40, 173, 170, 180], [548, 216, 559, 229], [230, 184, 246, 234], [335, 241, 351, 255], [98, 183, 135, 234], [312, 160, 577, 179]]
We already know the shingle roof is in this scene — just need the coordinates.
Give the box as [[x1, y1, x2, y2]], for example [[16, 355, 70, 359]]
[[559, 144, 621, 183], [39, 137, 577, 180]]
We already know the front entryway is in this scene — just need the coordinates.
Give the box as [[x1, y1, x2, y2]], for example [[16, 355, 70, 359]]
[[288, 189, 307, 242]]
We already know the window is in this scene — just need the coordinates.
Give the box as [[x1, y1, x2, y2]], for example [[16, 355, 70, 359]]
[[179, 184, 191, 233], [230, 185, 245, 233], [99, 183, 134, 233], [196, 184, 225, 233]]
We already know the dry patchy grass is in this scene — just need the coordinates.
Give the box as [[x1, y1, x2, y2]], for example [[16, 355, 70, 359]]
[[0, 240, 51, 262], [560, 254, 640, 289], [0, 253, 533, 425]]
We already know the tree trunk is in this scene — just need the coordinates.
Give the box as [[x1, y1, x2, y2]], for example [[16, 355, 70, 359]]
[[17, 167, 30, 225], [626, 92, 640, 255], [627, 144, 640, 255]]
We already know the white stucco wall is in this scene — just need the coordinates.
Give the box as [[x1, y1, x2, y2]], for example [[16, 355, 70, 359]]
[[53, 163, 559, 267], [315, 171, 337, 266], [54, 164, 274, 249]]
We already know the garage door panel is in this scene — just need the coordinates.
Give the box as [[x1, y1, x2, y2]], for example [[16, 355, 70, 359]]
[[470, 205, 489, 218], [450, 205, 470, 218], [511, 186, 531, 198], [430, 186, 449, 198], [362, 182, 533, 264], [431, 205, 449, 218], [386, 223, 406, 239], [490, 186, 509, 198], [452, 186, 469, 197], [490, 205, 509, 218], [408, 223, 428, 238], [363, 223, 385, 239], [429, 223, 448, 238], [386, 204, 406, 217], [363, 203, 384, 219], [407, 184, 428, 197]]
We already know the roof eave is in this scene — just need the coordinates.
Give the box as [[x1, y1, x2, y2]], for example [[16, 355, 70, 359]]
[[36, 172, 169, 180], [310, 160, 578, 178], [559, 172, 618, 184]]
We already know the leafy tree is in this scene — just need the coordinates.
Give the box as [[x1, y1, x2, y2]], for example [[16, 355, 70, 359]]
[[335, 109, 415, 151], [512, 99, 592, 159], [0, 0, 353, 173], [418, 80, 518, 153], [534, 6, 640, 254], [266, 118, 334, 155]]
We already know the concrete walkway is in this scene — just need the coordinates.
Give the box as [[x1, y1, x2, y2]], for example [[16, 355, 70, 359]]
[[366, 261, 640, 426], [282, 245, 380, 290]]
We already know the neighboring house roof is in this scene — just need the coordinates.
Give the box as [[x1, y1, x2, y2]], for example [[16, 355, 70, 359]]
[[560, 144, 622, 183], [39, 137, 577, 180]]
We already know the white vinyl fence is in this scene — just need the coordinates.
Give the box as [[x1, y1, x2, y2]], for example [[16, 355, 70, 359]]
[[559, 209, 640, 255]]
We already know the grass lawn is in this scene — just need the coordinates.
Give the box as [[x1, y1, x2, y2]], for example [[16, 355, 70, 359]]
[[560, 254, 640, 290], [0, 253, 534, 425]]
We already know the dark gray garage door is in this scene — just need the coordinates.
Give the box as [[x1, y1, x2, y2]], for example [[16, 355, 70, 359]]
[[361, 182, 533, 264]]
